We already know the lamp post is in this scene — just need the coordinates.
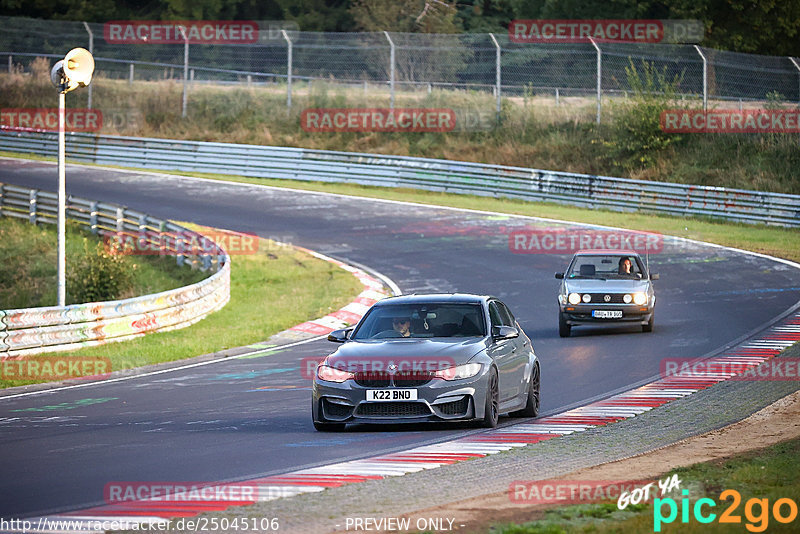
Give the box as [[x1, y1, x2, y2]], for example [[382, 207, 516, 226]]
[[50, 48, 95, 307]]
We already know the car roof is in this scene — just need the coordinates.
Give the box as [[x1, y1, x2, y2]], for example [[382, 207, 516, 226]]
[[374, 293, 489, 306], [574, 249, 642, 256]]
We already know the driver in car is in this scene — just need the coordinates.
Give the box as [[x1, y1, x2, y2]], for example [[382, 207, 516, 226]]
[[618, 257, 633, 275], [392, 315, 412, 337]]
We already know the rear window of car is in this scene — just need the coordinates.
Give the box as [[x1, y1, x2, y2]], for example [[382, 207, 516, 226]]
[[351, 303, 486, 340]]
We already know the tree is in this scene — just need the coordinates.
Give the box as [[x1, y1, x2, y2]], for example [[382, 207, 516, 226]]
[[350, 0, 462, 32]]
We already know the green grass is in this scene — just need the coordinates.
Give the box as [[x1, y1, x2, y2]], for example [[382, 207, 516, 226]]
[[1, 61, 799, 194], [0, 222, 364, 389], [492, 437, 800, 533], [0, 216, 206, 308]]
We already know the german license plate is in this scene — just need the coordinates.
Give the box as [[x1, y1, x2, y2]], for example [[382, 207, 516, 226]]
[[592, 310, 623, 319], [366, 389, 418, 401]]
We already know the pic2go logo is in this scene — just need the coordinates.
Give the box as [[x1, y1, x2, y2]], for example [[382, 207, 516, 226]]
[[654, 489, 798, 532]]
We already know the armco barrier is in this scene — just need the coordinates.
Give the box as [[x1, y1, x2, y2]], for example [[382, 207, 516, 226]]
[[1, 130, 798, 227], [0, 184, 230, 358]]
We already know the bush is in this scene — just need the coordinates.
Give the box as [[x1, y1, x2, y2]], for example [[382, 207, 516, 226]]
[[603, 60, 687, 170], [67, 239, 135, 303]]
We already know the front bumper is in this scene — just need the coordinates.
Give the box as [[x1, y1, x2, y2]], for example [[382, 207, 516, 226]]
[[312, 368, 491, 425], [559, 303, 654, 326]]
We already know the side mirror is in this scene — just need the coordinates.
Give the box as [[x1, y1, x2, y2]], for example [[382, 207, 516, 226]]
[[327, 329, 350, 343], [555, 272, 564, 279], [492, 325, 519, 340], [650, 273, 660, 280]]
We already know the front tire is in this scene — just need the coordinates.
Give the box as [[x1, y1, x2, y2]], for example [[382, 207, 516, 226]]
[[559, 313, 571, 338], [478, 368, 499, 428], [511, 363, 540, 418]]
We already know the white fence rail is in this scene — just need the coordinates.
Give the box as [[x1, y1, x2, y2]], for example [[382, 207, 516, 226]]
[[0, 183, 230, 358], [1, 130, 798, 227]]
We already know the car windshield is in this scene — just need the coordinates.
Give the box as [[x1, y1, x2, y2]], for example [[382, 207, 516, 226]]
[[351, 303, 486, 340], [567, 254, 645, 280]]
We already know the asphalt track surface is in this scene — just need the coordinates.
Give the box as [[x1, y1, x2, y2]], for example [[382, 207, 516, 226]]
[[1, 158, 800, 519]]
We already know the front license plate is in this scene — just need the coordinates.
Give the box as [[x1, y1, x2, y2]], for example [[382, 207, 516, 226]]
[[366, 389, 418, 401], [592, 310, 623, 319]]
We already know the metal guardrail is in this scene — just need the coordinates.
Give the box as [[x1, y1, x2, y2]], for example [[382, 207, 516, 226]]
[[1, 130, 798, 227], [0, 183, 231, 358]]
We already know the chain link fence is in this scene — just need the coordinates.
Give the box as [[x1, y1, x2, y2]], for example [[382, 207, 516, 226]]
[[1, 16, 799, 122]]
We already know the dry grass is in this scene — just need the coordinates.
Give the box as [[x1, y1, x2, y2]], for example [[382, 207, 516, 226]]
[[1, 63, 799, 193]]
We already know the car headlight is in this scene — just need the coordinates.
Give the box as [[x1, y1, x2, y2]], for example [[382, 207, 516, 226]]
[[433, 363, 482, 381], [582, 293, 591, 303], [633, 292, 647, 305], [316, 365, 354, 383], [568, 293, 581, 305], [623, 294, 632, 304]]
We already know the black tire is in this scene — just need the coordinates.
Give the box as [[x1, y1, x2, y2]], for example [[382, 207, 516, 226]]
[[558, 313, 571, 338], [511, 363, 540, 418], [313, 420, 346, 432], [478, 368, 499, 428], [643, 313, 654, 333]]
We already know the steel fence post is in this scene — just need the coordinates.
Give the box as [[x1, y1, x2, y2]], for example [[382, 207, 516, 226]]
[[83, 22, 94, 110], [281, 30, 292, 109], [179, 26, 189, 117], [129, 63, 134, 85], [90, 201, 98, 233], [116, 207, 124, 234], [589, 38, 601, 124], [29, 189, 37, 224], [694, 45, 707, 111], [489, 33, 501, 123], [384, 31, 395, 110], [790, 57, 800, 105]]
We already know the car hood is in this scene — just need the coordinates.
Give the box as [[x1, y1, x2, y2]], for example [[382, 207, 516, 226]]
[[564, 279, 651, 293], [326, 338, 487, 370]]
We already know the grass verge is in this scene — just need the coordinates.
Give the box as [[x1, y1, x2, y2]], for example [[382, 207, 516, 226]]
[[0, 216, 206, 309], [491, 436, 800, 533], [0, 227, 364, 389], [1, 63, 799, 194]]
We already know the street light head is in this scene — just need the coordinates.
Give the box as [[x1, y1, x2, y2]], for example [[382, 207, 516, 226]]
[[50, 48, 94, 93], [64, 47, 94, 86]]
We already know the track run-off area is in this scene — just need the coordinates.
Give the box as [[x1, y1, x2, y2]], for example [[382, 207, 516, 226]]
[[1, 157, 799, 526]]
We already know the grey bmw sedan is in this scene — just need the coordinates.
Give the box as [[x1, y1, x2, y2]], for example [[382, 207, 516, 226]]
[[312, 294, 540, 431]]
